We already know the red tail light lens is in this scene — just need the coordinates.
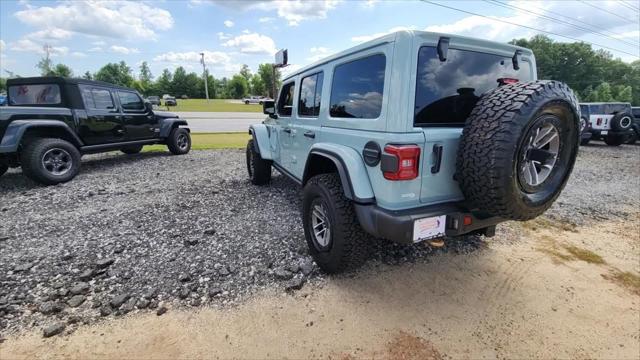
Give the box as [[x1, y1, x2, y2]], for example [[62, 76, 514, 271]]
[[383, 144, 420, 180], [498, 77, 519, 85], [597, 118, 602, 125]]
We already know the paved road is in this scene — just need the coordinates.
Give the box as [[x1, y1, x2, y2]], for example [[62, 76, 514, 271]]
[[175, 112, 265, 132]]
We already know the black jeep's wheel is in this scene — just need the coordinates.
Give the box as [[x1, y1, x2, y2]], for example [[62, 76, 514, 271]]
[[246, 139, 271, 185], [610, 112, 633, 131], [120, 144, 144, 154], [0, 164, 8, 177], [302, 173, 370, 273], [167, 128, 191, 155], [604, 134, 625, 146], [579, 117, 591, 146], [20, 138, 81, 185], [456, 80, 580, 221], [245, 100, 250, 105]]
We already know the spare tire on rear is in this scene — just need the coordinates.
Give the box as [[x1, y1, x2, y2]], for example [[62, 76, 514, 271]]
[[610, 112, 633, 131], [456, 80, 580, 221]]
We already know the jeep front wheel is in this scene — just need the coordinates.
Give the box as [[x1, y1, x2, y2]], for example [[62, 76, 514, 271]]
[[456, 80, 580, 221], [167, 128, 191, 155], [121, 144, 144, 154], [246, 139, 271, 185], [21, 138, 81, 185], [302, 173, 370, 273]]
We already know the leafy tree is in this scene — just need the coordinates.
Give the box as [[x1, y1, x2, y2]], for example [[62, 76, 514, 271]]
[[250, 74, 265, 96], [226, 74, 249, 99], [139, 61, 153, 83], [82, 71, 93, 80], [239, 64, 251, 81], [593, 82, 613, 102], [171, 66, 189, 97], [94, 61, 134, 87], [36, 56, 53, 76], [257, 63, 281, 98], [49, 63, 73, 77], [0, 77, 6, 92], [156, 69, 172, 96]]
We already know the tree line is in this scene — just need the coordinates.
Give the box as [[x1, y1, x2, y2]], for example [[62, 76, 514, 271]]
[[2, 57, 282, 100], [0, 35, 638, 104]]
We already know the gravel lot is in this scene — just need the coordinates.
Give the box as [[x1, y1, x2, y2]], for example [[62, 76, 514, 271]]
[[0, 142, 638, 340]]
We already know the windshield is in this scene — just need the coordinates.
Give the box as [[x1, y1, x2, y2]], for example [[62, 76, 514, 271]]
[[8, 84, 62, 106], [414, 46, 532, 127]]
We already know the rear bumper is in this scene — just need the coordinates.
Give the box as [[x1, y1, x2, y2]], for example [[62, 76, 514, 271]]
[[354, 202, 503, 245]]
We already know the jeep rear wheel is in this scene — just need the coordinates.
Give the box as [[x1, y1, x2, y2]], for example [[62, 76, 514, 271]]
[[456, 80, 580, 221], [604, 134, 625, 146], [167, 128, 191, 155], [246, 139, 271, 185], [302, 173, 370, 273], [21, 138, 81, 185]]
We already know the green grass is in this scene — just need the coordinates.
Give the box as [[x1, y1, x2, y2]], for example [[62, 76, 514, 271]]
[[144, 132, 250, 152], [156, 99, 262, 112]]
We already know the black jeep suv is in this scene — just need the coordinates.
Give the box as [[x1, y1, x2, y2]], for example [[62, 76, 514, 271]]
[[0, 77, 191, 185]]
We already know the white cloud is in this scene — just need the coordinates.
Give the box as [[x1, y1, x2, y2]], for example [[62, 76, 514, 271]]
[[351, 26, 416, 43], [110, 45, 139, 54], [307, 47, 333, 62], [89, 47, 103, 52], [0, 40, 5, 52], [281, 64, 303, 77], [258, 17, 274, 23], [25, 28, 73, 42], [72, 51, 87, 57], [224, 20, 234, 28], [153, 50, 231, 65], [14, 1, 174, 40], [217, 32, 231, 41], [9, 39, 69, 56], [210, 0, 340, 26], [223, 32, 277, 55], [92, 40, 106, 46]]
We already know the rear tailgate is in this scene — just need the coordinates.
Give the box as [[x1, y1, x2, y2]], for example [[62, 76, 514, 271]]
[[419, 128, 464, 205]]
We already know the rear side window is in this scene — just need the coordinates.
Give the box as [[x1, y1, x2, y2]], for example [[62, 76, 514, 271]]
[[80, 86, 115, 110], [329, 54, 386, 119], [277, 82, 295, 117], [414, 46, 532, 127], [298, 72, 324, 117], [117, 91, 144, 111], [8, 84, 61, 105]]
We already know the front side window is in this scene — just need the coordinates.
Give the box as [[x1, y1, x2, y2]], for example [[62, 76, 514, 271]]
[[117, 91, 144, 111], [414, 46, 533, 126], [8, 84, 61, 105], [298, 72, 324, 117], [277, 82, 295, 117], [329, 54, 386, 119]]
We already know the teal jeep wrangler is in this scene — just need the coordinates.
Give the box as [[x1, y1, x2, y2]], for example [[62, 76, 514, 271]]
[[247, 31, 580, 273]]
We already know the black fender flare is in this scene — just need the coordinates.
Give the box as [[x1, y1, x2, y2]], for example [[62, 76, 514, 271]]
[[0, 120, 83, 153], [159, 118, 189, 138], [302, 149, 375, 204]]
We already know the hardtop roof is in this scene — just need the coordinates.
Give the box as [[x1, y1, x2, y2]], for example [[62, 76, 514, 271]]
[[282, 30, 532, 81], [6, 76, 136, 91]]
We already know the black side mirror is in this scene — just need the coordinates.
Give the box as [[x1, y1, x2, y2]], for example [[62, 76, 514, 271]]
[[263, 100, 277, 119], [144, 101, 153, 113]]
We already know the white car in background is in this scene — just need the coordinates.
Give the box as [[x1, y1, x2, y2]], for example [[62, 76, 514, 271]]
[[243, 96, 271, 105]]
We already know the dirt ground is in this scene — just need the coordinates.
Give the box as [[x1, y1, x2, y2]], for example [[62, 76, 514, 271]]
[[2, 209, 638, 359]]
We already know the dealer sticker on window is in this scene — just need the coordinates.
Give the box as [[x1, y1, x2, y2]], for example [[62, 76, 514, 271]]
[[413, 215, 446, 242]]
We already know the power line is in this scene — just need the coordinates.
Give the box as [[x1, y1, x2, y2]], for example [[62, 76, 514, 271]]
[[419, 0, 639, 58], [485, 0, 638, 48], [619, 1, 640, 12], [578, 0, 638, 24]]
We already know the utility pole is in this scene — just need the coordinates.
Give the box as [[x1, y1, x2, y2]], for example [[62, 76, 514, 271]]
[[200, 52, 210, 103]]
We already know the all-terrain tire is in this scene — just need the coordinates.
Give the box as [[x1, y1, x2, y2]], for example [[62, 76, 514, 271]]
[[456, 80, 580, 221], [246, 139, 271, 185], [0, 164, 8, 177], [610, 112, 633, 131], [604, 134, 625, 146], [302, 173, 370, 273], [20, 138, 81, 185], [120, 144, 144, 154], [167, 128, 191, 155]]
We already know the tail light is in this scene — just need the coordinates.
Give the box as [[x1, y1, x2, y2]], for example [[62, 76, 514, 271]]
[[498, 77, 519, 85], [597, 118, 602, 126], [381, 144, 420, 180]]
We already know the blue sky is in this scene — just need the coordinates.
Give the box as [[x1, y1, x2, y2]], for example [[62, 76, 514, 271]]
[[0, 0, 638, 80]]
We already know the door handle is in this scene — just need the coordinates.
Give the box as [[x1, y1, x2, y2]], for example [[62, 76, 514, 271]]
[[283, 128, 292, 134], [431, 144, 443, 174], [304, 131, 315, 139]]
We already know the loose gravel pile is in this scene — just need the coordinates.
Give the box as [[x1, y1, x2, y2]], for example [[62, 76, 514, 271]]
[[0, 143, 638, 338]]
